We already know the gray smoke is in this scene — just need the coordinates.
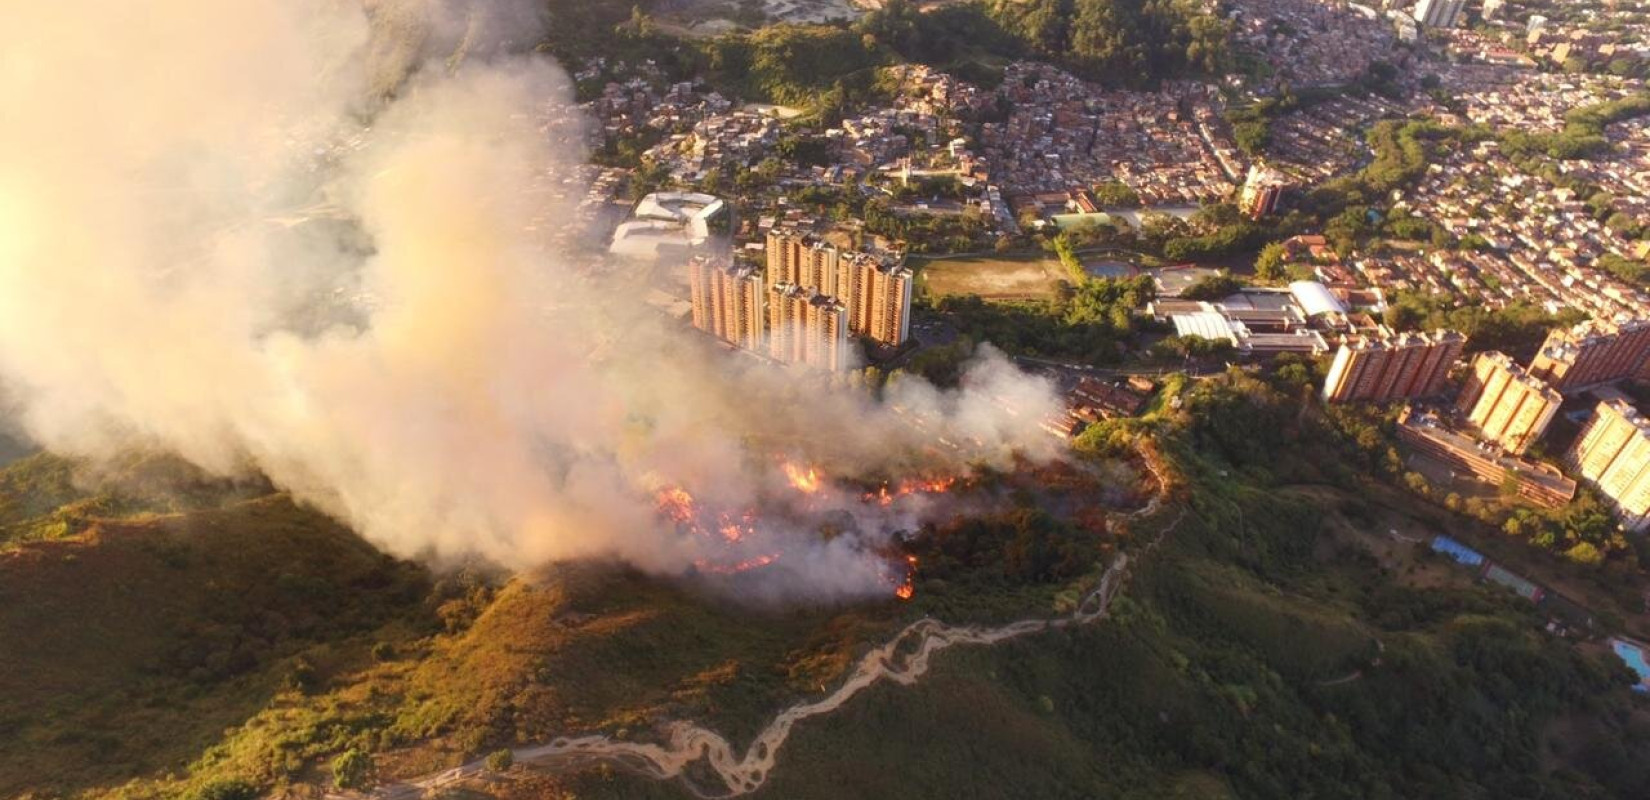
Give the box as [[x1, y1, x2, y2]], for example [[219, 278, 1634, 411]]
[[0, 0, 1063, 599]]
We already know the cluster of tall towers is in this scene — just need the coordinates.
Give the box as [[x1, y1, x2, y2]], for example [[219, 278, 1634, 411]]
[[764, 229, 914, 351], [685, 230, 914, 371], [1436, 318, 1650, 528]]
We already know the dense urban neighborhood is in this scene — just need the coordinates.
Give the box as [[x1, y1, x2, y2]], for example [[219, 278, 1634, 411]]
[[14, 0, 1650, 799]]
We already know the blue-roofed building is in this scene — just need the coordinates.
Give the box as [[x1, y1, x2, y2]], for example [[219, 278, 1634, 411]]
[[1431, 535, 1486, 567]]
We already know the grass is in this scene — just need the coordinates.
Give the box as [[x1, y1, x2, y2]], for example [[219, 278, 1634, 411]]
[[912, 252, 1066, 302], [0, 451, 272, 548], [8, 425, 1649, 799], [0, 494, 429, 799]]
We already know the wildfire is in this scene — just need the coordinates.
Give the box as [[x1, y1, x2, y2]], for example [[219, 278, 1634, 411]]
[[655, 487, 696, 523], [655, 485, 777, 574], [694, 553, 781, 575], [654, 460, 961, 587], [893, 554, 918, 601], [782, 461, 824, 494], [864, 476, 958, 507]]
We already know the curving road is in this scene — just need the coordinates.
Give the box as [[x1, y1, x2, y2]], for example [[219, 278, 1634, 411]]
[[336, 447, 1180, 800]]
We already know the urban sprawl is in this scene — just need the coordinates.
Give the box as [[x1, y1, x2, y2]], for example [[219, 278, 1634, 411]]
[[572, 0, 1650, 628]]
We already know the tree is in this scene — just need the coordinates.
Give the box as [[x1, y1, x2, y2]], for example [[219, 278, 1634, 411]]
[[1091, 180, 1141, 207], [1254, 241, 1289, 282], [1180, 273, 1244, 301], [1565, 541, 1604, 566], [486, 749, 515, 772], [332, 749, 372, 790]]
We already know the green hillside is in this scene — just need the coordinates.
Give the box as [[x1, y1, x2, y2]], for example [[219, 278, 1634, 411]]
[[7, 364, 1650, 799]]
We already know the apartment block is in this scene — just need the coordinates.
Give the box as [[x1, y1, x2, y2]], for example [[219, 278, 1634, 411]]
[[1413, 0, 1464, 28], [1455, 351, 1560, 455], [766, 229, 913, 348], [688, 256, 766, 350], [1321, 329, 1464, 403], [768, 281, 850, 372], [1530, 318, 1650, 393], [1238, 163, 1289, 219], [1567, 400, 1650, 531]]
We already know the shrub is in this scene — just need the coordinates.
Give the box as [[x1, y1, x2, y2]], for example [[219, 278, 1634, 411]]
[[191, 779, 260, 800], [332, 748, 371, 790]]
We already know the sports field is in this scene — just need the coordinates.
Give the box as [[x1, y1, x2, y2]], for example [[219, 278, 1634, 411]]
[[913, 253, 1066, 301]]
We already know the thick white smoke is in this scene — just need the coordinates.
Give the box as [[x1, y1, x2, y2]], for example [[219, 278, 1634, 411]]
[[0, 0, 1062, 598]]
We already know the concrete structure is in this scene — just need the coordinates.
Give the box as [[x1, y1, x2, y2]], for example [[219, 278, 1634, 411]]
[[1239, 163, 1290, 219], [1172, 311, 1242, 345], [688, 256, 765, 350], [1322, 329, 1465, 403], [1412, 0, 1464, 28], [1288, 280, 1346, 318], [768, 282, 850, 371], [766, 229, 912, 347], [1397, 407, 1576, 508], [610, 192, 727, 259], [1567, 400, 1650, 531], [1529, 318, 1650, 393], [1455, 351, 1560, 455], [849, 254, 914, 348], [1480, 0, 1503, 20]]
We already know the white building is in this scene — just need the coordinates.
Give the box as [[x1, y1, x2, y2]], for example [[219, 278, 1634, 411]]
[[1413, 0, 1464, 28], [609, 192, 728, 260]]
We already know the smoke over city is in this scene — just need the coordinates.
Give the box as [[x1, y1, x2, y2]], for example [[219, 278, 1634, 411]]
[[0, 0, 1061, 599]]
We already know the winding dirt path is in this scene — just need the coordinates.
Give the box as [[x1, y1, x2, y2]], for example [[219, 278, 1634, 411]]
[[343, 448, 1181, 800]]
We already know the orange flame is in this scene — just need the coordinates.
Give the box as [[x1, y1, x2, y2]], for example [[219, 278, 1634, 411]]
[[863, 476, 957, 506], [782, 461, 824, 494], [657, 485, 775, 573], [656, 487, 696, 523], [894, 554, 917, 600], [694, 553, 781, 575]]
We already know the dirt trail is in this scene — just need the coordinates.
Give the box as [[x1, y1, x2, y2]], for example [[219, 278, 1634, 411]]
[[342, 448, 1180, 800]]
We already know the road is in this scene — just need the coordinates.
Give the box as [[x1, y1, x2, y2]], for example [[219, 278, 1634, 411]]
[[329, 447, 1183, 800], [1008, 354, 1223, 393]]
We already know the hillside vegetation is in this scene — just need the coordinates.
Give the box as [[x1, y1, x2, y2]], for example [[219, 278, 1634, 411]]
[[7, 364, 1650, 799], [570, 366, 1650, 799], [0, 490, 429, 799]]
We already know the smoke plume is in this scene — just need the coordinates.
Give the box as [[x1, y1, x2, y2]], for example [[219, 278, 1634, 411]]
[[0, 0, 1062, 598]]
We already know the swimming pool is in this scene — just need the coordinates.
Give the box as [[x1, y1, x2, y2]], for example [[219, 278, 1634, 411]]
[[1611, 638, 1650, 692]]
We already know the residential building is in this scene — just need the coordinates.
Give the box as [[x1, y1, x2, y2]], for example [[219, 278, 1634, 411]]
[[1322, 329, 1464, 403], [688, 256, 766, 351], [849, 254, 915, 348], [1567, 400, 1650, 531], [766, 229, 913, 348], [768, 282, 850, 371], [1413, 0, 1464, 28], [1239, 163, 1289, 219], [1455, 351, 1560, 455], [1528, 318, 1650, 393], [1397, 407, 1576, 508]]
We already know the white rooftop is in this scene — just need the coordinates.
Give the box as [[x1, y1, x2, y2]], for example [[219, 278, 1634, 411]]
[[1173, 311, 1244, 343]]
